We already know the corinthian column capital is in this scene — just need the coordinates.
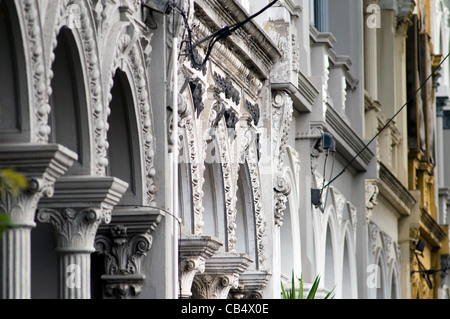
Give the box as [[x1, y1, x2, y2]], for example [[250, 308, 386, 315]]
[[0, 143, 77, 299], [37, 176, 128, 299], [95, 206, 164, 299]]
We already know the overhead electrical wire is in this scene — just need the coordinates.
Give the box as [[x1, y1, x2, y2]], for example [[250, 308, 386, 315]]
[[170, 0, 449, 190], [323, 51, 450, 189], [171, 0, 279, 70]]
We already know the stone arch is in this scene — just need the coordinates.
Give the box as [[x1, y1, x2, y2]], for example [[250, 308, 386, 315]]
[[0, 0, 30, 143], [16, 0, 50, 144], [322, 205, 339, 292], [388, 259, 401, 299], [203, 100, 237, 251], [339, 222, 358, 299], [242, 129, 266, 269], [45, 0, 104, 175], [103, 21, 156, 206], [374, 248, 388, 299], [178, 70, 207, 236], [279, 166, 302, 278]]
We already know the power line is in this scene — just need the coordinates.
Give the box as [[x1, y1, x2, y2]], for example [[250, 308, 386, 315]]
[[172, 0, 279, 69], [323, 51, 450, 189]]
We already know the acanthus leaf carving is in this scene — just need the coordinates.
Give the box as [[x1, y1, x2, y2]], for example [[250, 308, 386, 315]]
[[37, 207, 104, 253], [95, 224, 153, 299], [95, 225, 153, 276]]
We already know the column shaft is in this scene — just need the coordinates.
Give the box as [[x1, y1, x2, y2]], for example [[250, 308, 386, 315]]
[[1, 227, 32, 299], [59, 253, 91, 299]]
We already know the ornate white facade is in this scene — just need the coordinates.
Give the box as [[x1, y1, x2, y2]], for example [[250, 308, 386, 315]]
[[1, 0, 447, 299]]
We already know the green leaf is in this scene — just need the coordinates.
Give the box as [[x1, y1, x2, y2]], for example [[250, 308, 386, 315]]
[[306, 275, 321, 299], [0, 168, 28, 196], [291, 270, 296, 299], [281, 281, 287, 299], [324, 286, 336, 299], [281, 271, 336, 299], [0, 213, 14, 237], [298, 274, 303, 299]]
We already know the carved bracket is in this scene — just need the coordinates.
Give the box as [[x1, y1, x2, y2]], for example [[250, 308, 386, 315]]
[[274, 174, 291, 227]]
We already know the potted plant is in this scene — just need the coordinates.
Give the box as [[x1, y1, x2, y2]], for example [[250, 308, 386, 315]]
[[281, 271, 335, 299]]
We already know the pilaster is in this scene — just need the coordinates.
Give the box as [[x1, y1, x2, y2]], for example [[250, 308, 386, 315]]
[[37, 176, 128, 299], [0, 144, 77, 299], [95, 206, 164, 299]]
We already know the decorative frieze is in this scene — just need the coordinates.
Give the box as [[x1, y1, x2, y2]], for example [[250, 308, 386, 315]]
[[244, 100, 260, 126], [189, 77, 206, 117], [212, 72, 241, 105]]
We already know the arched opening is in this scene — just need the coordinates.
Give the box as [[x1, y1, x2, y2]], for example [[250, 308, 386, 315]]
[[341, 238, 352, 298], [106, 69, 142, 205], [376, 255, 387, 299], [178, 129, 194, 235], [202, 139, 227, 248], [235, 163, 258, 269], [324, 223, 335, 291], [0, 0, 29, 142], [390, 270, 399, 299], [48, 27, 90, 174], [280, 199, 294, 277]]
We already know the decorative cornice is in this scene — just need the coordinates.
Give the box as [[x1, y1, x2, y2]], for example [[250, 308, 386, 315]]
[[310, 23, 336, 48], [271, 71, 320, 113], [420, 208, 447, 247], [194, 0, 282, 79], [310, 24, 358, 90], [378, 162, 416, 215], [325, 105, 375, 171]]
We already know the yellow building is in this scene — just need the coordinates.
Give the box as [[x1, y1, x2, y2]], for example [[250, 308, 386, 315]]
[[405, 0, 449, 299]]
